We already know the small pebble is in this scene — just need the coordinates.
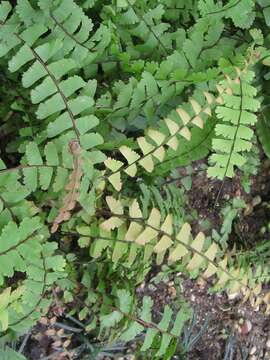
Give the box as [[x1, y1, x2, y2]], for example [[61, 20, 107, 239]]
[[39, 317, 48, 325], [244, 203, 253, 216], [266, 339, 270, 348], [241, 320, 252, 335], [52, 340, 62, 348], [46, 329, 56, 336], [252, 195, 262, 207], [250, 346, 257, 355], [63, 339, 71, 348], [168, 286, 177, 298], [50, 316, 57, 325], [228, 292, 239, 300]]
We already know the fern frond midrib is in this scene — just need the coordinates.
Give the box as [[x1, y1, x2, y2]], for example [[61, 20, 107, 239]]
[[104, 104, 212, 179], [52, 140, 83, 232], [49, 11, 90, 51], [126, 0, 169, 57], [100, 210, 251, 294], [0, 230, 38, 256], [109, 302, 179, 340], [221, 76, 244, 179], [0, 164, 68, 175], [0, 23, 82, 141], [156, 120, 216, 170], [8, 254, 48, 328], [206, 0, 242, 15]]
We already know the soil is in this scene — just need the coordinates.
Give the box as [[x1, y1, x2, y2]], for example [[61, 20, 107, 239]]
[[182, 278, 270, 360], [186, 157, 270, 245]]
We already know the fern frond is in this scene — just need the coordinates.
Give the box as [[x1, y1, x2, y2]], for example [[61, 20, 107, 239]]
[[103, 92, 214, 190], [138, 183, 186, 222], [100, 289, 192, 358], [39, 0, 94, 62], [155, 117, 216, 175], [16, 0, 110, 64], [1, 142, 64, 194], [95, 197, 270, 311], [0, 217, 66, 332], [208, 64, 260, 180], [0, 2, 103, 149], [257, 113, 270, 160], [198, 0, 255, 29]]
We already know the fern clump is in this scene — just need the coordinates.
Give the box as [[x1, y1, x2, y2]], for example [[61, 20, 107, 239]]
[[0, 0, 270, 359]]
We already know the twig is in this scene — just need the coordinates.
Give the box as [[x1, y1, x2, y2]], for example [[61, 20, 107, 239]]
[[18, 330, 31, 354]]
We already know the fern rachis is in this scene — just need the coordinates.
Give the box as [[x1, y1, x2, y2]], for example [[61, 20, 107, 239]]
[[208, 63, 260, 179]]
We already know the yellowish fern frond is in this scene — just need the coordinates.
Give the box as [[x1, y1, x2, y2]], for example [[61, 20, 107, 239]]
[[97, 197, 270, 312], [103, 92, 215, 190]]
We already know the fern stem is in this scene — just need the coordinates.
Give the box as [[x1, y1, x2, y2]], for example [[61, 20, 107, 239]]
[[0, 230, 38, 256], [110, 303, 181, 340], [50, 11, 91, 51], [205, 0, 242, 15]]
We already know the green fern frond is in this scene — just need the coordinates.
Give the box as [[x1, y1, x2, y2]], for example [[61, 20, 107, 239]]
[[0, 217, 66, 332], [0, 346, 26, 360], [208, 64, 260, 179], [138, 183, 186, 223], [257, 112, 270, 160], [100, 289, 192, 358], [38, 0, 94, 61], [16, 0, 111, 64], [198, 0, 255, 29], [0, 1, 103, 150]]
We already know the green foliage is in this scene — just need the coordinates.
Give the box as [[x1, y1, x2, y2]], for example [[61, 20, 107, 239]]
[[0, 347, 26, 360], [199, 0, 255, 29], [212, 198, 246, 250], [100, 289, 192, 358], [208, 64, 260, 179], [0, 0, 270, 358], [257, 112, 270, 160]]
